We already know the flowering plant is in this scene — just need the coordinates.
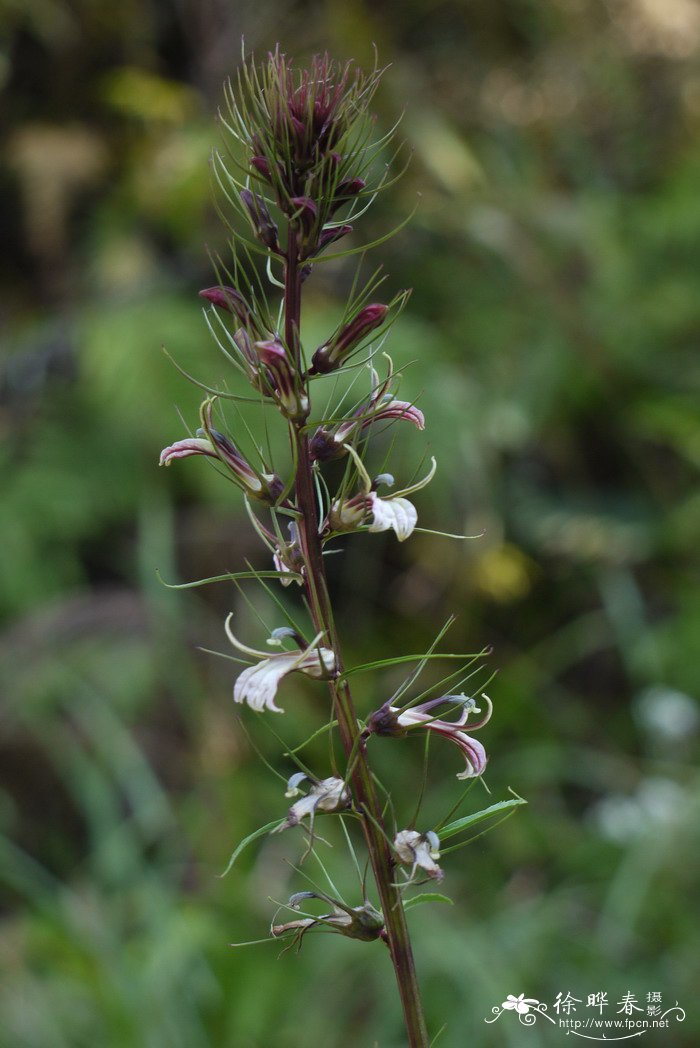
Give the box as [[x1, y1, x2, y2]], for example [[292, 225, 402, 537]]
[[159, 47, 524, 1046]]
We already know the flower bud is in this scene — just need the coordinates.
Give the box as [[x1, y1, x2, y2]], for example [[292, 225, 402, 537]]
[[199, 286, 260, 335], [198, 399, 283, 504], [326, 493, 372, 534], [240, 189, 279, 251], [255, 338, 309, 421], [337, 177, 365, 197], [250, 155, 272, 182], [328, 178, 365, 216], [315, 223, 352, 254], [311, 304, 388, 374], [288, 195, 318, 235]]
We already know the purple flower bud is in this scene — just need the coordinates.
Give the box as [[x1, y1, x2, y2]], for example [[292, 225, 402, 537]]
[[255, 338, 309, 421], [240, 189, 279, 251], [199, 287, 263, 342], [311, 303, 389, 374], [337, 177, 365, 197], [250, 155, 272, 182], [315, 223, 352, 253], [288, 195, 318, 235]]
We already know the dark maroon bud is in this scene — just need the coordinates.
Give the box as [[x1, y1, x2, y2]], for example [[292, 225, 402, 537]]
[[199, 286, 254, 329], [337, 177, 365, 197], [250, 155, 272, 182], [315, 224, 352, 252], [240, 189, 279, 251], [289, 196, 318, 235], [311, 303, 389, 374], [255, 338, 310, 421], [328, 178, 365, 217]]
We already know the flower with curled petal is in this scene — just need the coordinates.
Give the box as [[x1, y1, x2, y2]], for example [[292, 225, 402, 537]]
[[309, 356, 425, 463], [368, 694, 492, 779], [225, 618, 336, 713], [394, 829, 443, 882], [159, 398, 283, 504]]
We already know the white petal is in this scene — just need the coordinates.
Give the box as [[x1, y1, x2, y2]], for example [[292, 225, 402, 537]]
[[312, 776, 349, 812], [224, 614, 271, 659], [368, 495, 417, 541], [394, 829, 421, 864], [233, 653, 300, 712], [300, 647, 336, 678]]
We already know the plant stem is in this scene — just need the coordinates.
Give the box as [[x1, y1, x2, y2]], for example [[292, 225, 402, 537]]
[[285, 233, 430, 1048]]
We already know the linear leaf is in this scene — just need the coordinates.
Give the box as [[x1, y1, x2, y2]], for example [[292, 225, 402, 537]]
[[439, 798, 527, 840], [403, 893, 454, 911], [156, 569, 301, 589], [341, 652, 484, 679], [221, 819, 285, 877]]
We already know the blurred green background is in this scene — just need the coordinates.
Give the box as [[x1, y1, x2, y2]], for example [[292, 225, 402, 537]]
[[1, 1, 699, 1046]]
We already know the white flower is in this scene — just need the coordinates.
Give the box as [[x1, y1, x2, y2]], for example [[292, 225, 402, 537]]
[[336, 445, 437, 543], [394, 829, 443, 881], [225, 617, 335, 713], [276, 773, 350, 830]]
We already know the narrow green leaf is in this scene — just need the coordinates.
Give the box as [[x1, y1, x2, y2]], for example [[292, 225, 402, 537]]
[[220, 819, 284, 877], [156, 569, 301, 589], [341, 651, 484, 679], [403, 893, 454, 911], [439, 798, 527, 840]]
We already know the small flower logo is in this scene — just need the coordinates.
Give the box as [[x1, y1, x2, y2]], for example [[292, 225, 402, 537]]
[[502, 994, 539, 1015]]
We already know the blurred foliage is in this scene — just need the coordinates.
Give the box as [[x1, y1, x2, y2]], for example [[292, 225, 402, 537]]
[[1, 1, 699, 1046]]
